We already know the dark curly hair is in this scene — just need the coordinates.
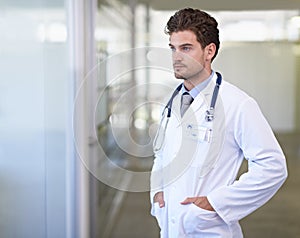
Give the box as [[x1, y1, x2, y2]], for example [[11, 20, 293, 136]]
[[165, 8, 220, 62]]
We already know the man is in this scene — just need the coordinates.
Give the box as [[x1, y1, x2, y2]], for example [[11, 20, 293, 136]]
[[150, 8, 287, 237]]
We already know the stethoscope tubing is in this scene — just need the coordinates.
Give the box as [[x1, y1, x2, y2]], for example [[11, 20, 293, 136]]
[[153, 72, 222, 152], [164, 72, 222, 121]]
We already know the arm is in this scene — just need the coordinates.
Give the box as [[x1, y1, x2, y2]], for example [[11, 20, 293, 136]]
[[207, 98, 288, 224]]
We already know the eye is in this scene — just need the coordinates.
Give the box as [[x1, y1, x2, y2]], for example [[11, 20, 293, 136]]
[[170, 46, 176, 52], [182, 46, 191, 52]]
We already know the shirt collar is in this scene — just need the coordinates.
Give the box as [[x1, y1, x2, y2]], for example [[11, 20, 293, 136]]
[[181, 71, 214, 99]]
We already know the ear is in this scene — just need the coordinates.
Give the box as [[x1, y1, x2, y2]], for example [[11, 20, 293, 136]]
[[205, 43, 216, 62]]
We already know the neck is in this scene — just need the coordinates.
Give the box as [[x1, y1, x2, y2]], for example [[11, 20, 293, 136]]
[[183, 68, 212, 91]]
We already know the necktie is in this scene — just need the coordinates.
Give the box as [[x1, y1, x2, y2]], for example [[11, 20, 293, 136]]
[[180, 92, 193, 117]]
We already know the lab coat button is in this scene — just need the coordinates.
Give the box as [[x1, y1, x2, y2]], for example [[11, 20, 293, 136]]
[[171, 217, 176, 224]]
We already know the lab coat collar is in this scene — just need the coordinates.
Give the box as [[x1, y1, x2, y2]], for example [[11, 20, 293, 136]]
[[180, 72, 218, 124]]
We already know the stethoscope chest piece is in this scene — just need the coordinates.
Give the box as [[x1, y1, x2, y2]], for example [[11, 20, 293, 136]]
[[205, 108, 215, 122]]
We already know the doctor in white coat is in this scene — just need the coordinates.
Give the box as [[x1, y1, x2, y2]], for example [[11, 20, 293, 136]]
[[150, 8, 287, 238]]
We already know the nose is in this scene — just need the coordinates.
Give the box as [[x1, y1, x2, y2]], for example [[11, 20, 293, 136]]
[[172, 50, 183, 62]]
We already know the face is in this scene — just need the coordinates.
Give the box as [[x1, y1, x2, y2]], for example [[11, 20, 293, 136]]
[[169, 30, 214, 84]]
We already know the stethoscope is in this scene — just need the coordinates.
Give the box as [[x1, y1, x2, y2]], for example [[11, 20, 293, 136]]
[[153, 72, 222, 152]]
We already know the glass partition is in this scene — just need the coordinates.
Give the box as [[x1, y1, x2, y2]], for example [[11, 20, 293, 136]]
[[0, 2, 69, 238]]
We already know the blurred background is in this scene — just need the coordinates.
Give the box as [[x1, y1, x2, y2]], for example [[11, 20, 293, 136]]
[[0, 0, 299, 237]]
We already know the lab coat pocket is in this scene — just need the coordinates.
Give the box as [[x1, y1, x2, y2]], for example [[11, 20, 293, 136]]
[[189, 139, 210, 169], [185, 125, 221, 177], [152, 202, 165, 229], [185, 124, 212, 144], [183, 122, 212, 168], [181, 204, 227, 235]]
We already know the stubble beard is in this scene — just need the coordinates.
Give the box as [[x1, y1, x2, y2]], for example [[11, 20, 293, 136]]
[[174, 72, 186, 80], [173, 67, 204, 82]]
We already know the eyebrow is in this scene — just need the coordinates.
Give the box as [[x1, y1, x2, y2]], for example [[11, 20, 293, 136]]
[[169, 43, 193, 48]]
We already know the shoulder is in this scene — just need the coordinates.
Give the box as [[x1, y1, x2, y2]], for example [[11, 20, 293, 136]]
[[218, 80, 263, 120], [219, 80, 258, 106], [220, 80, 250, 100]]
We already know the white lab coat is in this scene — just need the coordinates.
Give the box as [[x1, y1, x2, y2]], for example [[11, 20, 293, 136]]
[[150, 72, 288, 238]]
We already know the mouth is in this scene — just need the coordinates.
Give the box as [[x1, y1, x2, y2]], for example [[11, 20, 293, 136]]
[[173, 64, 186, 70]]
